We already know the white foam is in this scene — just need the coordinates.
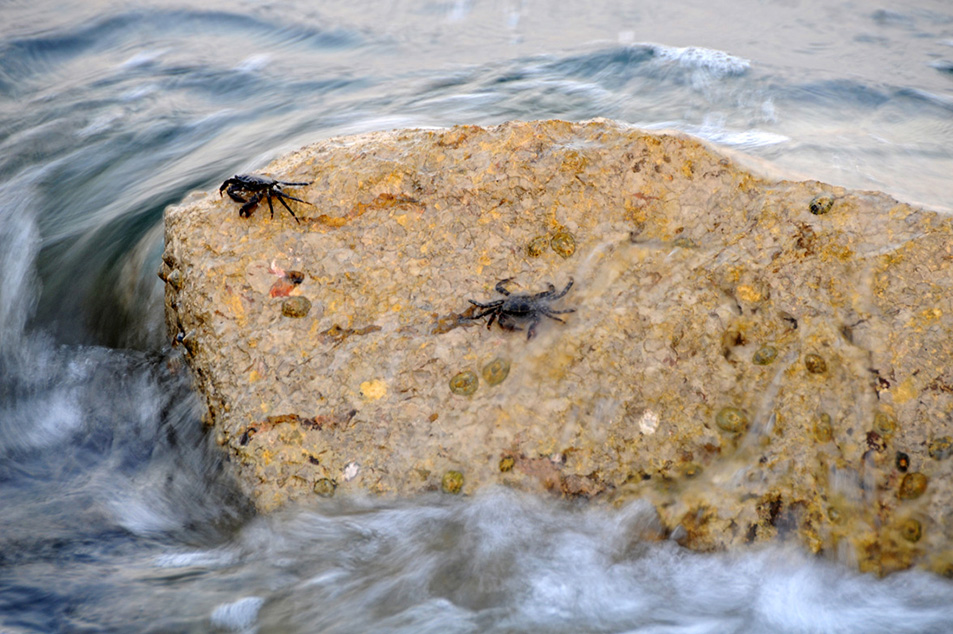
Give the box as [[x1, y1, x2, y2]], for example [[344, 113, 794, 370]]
[[234, 55, 271, 73], [119, 50, 164, 69], [0, 390, 83, 453], [652, 44, 751, 76], [692, 127, 790, 148], [641, 120, 790, 148], [121, 84, 158, 101], [210, 596, 264, 632], [76, 111, 122, 137], [108, 495, 180, 536], [153, 549, 236, 569]]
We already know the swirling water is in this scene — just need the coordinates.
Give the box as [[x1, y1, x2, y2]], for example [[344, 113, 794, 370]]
[[1, 0, 952, 631]]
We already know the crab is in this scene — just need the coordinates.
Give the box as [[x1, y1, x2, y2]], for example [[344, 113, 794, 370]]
[[219, 174, 312, 223], [468, 277, 575, 339]]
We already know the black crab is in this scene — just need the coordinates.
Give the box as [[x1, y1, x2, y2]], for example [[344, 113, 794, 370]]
[[468, 277, 575, 339], [219, 174, 312, 223]]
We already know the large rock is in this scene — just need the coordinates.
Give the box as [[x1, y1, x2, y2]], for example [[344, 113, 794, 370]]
[[161, 119, 953, 575]]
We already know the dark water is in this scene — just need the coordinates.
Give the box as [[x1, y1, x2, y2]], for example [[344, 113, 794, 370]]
[[2, 1, 953, 631]]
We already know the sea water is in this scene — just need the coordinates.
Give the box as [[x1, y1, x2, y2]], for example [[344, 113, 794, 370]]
[[2, 1, 953, 631]]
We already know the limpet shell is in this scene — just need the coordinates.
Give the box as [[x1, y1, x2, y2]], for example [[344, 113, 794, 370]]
[[899, 518, 922, 542], [281, 296, 311, 318], [449, 370, 479, 396], [873, 411, 897, 437], [527, 235, 549, 257], [752, 345, 778, 366], [481, 358, 511, 386], [809, 195, 835, 215], [928, 436, 952, 460], [813, 414, 833, 443], [550, 230, 576, 258], [715, 407, 748, 434], [804, 353, 827, 375], [898, 472, 928, 500], [313, 478, 336, 498]]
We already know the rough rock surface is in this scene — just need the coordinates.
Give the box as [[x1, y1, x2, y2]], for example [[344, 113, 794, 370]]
[[161, 119, 953, 575]]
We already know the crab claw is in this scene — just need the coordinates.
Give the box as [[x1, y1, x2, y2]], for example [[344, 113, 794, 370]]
[[219, 176, 239, 196]]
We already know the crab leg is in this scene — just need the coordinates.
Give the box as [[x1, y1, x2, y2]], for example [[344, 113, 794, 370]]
[[469, 299, 504, 309], [494, 278, 515, 296], [548, 278, 574, 300], [531, 283, 558, 299], [468, 305, 501, 324], [262, 191, 276, 219], [239, 192, 263, 218], [524, 316, 539, 339], [277, 192, 312, 206], [274, 192, 302, 224]]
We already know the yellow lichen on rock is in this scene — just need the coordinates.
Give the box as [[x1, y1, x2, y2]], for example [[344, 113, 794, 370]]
[[360, 379, 387, 401]]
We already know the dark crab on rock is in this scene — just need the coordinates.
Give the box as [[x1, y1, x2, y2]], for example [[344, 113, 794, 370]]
[[219, 174, 313, 223], [468, 278, 575, 339]]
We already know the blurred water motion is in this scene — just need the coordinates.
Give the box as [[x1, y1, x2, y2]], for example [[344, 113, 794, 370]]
[[1, 0, 952, 631]]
